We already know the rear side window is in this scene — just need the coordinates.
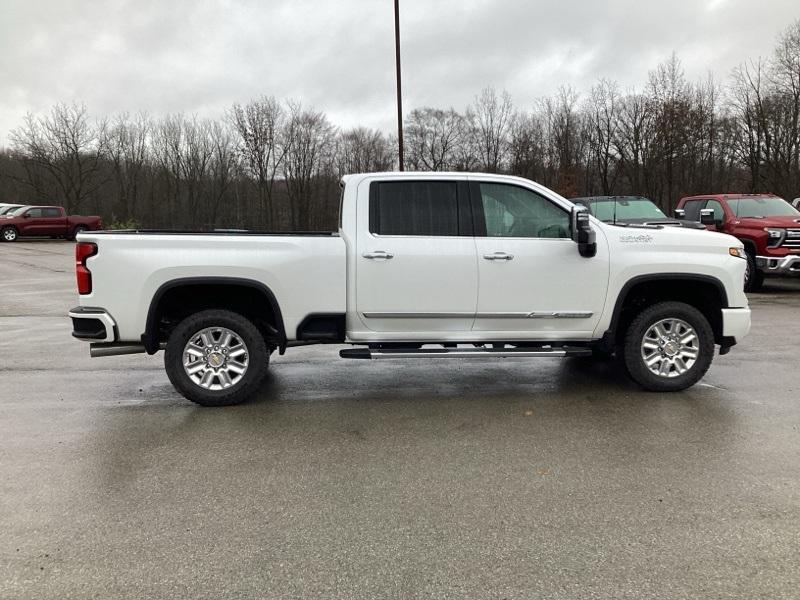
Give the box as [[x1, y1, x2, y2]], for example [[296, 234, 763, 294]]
[[369, 181, 463, 236], [43, 208, 61, 217]]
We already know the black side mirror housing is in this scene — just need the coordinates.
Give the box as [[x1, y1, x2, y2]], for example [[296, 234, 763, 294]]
[[571, 206, 596, 258], [699, 208, 715, 226], [674, 208, 686, 219]]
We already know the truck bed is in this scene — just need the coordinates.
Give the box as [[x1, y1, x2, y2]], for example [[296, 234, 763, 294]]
[[76, 230, 347, 342]]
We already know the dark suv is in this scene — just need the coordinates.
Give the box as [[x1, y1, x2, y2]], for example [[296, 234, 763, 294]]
[[572, 196, 705, 229]]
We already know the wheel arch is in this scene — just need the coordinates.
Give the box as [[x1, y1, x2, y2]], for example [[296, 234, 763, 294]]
[[141, 277, 287, 354], [605, 274, 729, 347]]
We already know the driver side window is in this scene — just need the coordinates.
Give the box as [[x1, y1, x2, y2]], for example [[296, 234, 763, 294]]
[[476, 183, 569, 238]]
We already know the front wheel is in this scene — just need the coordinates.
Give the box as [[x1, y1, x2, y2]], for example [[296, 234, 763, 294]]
[[164, 310, 269, 406], [1, 227, 18, 242], [623, 301, 715, 392], [744, 252, 764, 292]]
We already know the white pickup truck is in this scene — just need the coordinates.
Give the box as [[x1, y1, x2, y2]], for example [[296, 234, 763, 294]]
[[70, 172, 752, 406]]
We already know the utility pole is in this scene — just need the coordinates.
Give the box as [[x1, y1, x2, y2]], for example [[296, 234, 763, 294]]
[[394, 0, 404, 171]]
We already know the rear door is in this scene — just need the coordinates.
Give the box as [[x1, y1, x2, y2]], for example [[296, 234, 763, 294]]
[[355, 177, 478, 333], [470, 179, 609, 338]]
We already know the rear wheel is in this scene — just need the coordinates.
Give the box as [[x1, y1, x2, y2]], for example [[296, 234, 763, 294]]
[[71, 225, 88, 240], [164, 309, 269, 406], [1, 227, 17, 242], [623, 301, 715, 392]]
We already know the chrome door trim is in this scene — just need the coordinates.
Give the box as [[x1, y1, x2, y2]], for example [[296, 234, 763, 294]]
[[362, 311, 593, 319]]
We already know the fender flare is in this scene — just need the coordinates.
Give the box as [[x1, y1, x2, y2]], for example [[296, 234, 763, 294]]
[[604, 273, 729, 343], [141, 276, 286, 354]]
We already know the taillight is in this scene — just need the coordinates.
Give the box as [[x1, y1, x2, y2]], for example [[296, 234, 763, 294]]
[[76, 242, 97, 295]]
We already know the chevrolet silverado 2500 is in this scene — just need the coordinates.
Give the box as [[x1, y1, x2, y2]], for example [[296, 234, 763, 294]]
[[69, 173, 751, 406]]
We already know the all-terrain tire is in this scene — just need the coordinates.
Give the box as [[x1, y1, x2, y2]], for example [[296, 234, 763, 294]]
[[164, 309, 269, 406], [623, 301, 715, 392], [743, 252, 764, 293]]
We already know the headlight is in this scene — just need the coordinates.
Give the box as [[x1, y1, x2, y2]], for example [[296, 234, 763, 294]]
[[764, 228, 784, 247], [729, 247, 746, 259]]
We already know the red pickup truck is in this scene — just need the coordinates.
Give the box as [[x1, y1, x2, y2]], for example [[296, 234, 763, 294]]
[[0, 206, 102, 242], [676, 194, 800, 291]]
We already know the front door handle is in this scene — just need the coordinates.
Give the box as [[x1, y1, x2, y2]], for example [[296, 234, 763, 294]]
[[363, 251, 394, 259], [483, 251, 514, 261]]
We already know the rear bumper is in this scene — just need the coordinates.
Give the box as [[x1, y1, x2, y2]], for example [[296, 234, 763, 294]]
[[755, 255, 800, 276], [69, 307, 117, 343], [721, 307, 751, 341]]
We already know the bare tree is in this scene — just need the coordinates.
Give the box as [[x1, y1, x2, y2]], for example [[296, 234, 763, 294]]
[[467, 87, 513, 172], [404, 108, 467, 171], [282, 102, 336, 230], [104, 112, 150, 221], [586, 79, 621, 195], [335, 127, 395, 175], [9, 102, 108, 212], [230, 96, 286, 227]]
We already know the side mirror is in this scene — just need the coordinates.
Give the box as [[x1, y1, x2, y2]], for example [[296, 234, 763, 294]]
[[571, 206, 596, 258], [699, 208, 715, 226], [674, 208, 686, 219], [22, 213, 31, 219]]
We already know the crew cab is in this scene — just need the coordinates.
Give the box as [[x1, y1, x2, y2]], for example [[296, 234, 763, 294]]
[[69, 173, 751, 406], [676, 194, 800, 291], [1, 205, 102, 242], [571, 195, 705, 229]]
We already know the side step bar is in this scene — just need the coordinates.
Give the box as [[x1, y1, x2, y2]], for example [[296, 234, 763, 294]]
[[339, 346, 592, 360]]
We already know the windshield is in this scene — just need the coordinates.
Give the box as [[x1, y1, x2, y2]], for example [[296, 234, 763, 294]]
[[0, 205, 22, 215], [7, 206, 30, 216], [581, 197, 667, 222], [729, 196, 800, 218]]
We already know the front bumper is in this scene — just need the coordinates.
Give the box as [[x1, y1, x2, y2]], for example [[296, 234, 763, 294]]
[[721, 307, 751, 340], [755, 255, 800, 276], [69, 307, 117, 343]]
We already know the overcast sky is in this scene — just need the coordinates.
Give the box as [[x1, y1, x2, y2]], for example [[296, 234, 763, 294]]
[[0, 0, 797, 146]]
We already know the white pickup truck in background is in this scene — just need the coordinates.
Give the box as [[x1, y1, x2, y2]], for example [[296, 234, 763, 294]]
[[70, 172, 751, 406]]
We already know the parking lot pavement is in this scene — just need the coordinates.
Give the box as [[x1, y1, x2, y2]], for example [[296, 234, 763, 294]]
[[1, 240, 799, 599]]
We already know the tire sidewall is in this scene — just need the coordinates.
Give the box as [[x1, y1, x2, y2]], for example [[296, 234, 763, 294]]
[[164, 310, 269, 406], [623, 301, 715, 392], [744, 252, 756, 292], [2, 227, 17, 242]]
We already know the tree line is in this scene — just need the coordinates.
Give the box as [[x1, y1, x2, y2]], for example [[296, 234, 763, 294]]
[[0, 20, 798, 231]]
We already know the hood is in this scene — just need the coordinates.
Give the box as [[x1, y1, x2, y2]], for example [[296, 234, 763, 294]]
[[736, 216, 800, 228], [612, 217, 707, 229], [601, 219, 740, 248]]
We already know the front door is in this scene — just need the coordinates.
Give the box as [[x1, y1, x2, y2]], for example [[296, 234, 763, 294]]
[[355, 177, 478, 335], [470, 179, 609, 339]]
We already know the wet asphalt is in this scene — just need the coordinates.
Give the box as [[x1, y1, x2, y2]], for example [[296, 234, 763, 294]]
[[1, 240, 799, 599]]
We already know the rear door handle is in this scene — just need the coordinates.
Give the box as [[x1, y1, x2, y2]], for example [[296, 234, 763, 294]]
[[363, 251, 394, 259], [483, 252, 514, 261]]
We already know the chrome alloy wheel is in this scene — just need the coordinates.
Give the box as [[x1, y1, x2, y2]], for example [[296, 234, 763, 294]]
[[182, 327, 249, 390], [640, 318, 699, 378], [3, 228, 16, 241]]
